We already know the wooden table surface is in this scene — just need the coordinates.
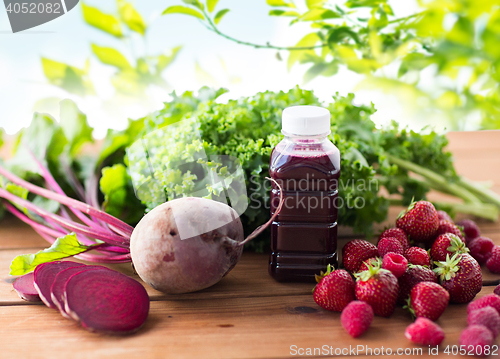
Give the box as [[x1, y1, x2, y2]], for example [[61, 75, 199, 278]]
[[1, 131, 500, 359]]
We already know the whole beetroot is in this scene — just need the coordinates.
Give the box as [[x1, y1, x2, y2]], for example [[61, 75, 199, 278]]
[[130, 197, 245, 294]]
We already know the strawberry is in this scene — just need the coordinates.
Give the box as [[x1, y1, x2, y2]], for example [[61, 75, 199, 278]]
[[405, 317, 445, 346], [430, 233, 468, 262], [404, 246, 430, 267], [397, 264, 438, 305], [467, 306, 500, 338], [379, 227, 410, 251], [434, 253, 482, 304], [313, 265, 355, 312], [456, 219, 481, 244], [342, 240, 378, 273], [382, 253, 407, 278], [437, 210, 453, 223], [469, 236, 495, 265], [340, 300, 374, 338], [459, 325, 494, 356], [378, 237, 404, 257], [357, 257, 382, 273], [406, 281, 449, 321], [486, 246, 500, 274], [354, 265, 399, 317], [434, 220, 464, 240], [396, 200, 439, 243], [468, 294, 500, 315]]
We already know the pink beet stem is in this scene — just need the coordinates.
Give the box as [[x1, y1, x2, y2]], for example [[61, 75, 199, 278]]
[[28, 150, 115, 233], [0, 163, 134, 236], [4, 202, 66, 239], [0, 188, 129, 247], [5, 201, 130, 259], [238, 177, 284, 246]]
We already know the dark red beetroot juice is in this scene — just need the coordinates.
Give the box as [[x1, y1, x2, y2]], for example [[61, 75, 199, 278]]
[[269, 106, 340, 282]]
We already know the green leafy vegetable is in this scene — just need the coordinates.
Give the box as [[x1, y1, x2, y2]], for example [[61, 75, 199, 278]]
[[10, 233, 102, 275]]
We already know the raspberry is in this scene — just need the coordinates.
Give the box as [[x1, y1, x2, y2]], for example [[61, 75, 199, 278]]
[[404, 317, 445, 346], [378, 237, 404, 257], [495, 285, 500, 297], [458, 325, 494, 357], [437, 210, 453, 222], [467, 294, 500, 316], [486, 246, 500, 274], [467, 306, 500, 338], [382, 253, 407, 278], [340, 300, 374, 338], [469, 237, 495, 265], [404, 247, 430, 267], [457, 219, 481, 244], [379, 227, 410, 251]]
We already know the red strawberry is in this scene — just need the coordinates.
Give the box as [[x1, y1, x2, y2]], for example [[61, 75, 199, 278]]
[[396, 200, 439, 243], [468, 294, 500, 315], [313, 265, 355, 312], [354, 265, 399, 317], [357, 257, 382, 273], [435, 220, 464, 240], [404, 247, 431, 267], [378, 237, 404, 257], [468, 306, 500, 338], [342, 240, 378, 273], [382, 253, 407, 278], [397, 265, 438, 305], [437, 210, 453, 222], [457, 219, 481, 244], [405, 317, 445, 346], [379, 227, 410, 251], [486, 246, 500, 274], [469, 236, 495, 265], [434, 253, 482, 304], [430, 233, 468, 262], [459, 325, 494, 356], [406, 282, 449, 321], [340, 300, 374, 338]]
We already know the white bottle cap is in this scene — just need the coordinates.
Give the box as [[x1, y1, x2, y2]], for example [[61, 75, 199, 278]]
[[281, 106, 331, 136]]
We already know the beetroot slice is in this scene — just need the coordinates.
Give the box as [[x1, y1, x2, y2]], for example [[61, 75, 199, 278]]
[[51, 266, 110, 318], [34, 261, 84, 308], [12, 272, 41, 302], [64, 270, 150, 334]]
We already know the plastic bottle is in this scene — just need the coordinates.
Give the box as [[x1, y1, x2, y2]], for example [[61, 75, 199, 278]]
[[269, 106, 341, 282]]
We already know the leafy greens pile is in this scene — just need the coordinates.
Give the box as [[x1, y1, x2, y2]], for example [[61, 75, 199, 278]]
[[2, 87, 499, 252]]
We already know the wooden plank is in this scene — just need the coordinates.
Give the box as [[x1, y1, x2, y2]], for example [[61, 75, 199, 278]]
[[0, 287, 497, 359], [0, 216, 47, 250]]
